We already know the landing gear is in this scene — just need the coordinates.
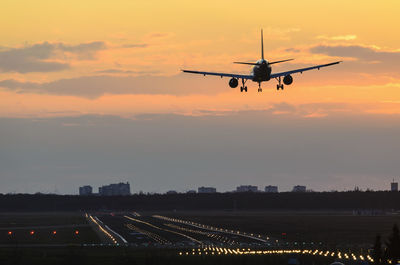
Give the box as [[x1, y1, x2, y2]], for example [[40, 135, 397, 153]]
[[258, 82, 262, 92], [275, 76, 284, 90], [240, 78, 248, 93]]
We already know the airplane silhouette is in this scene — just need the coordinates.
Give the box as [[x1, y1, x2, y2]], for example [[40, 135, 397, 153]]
[[182, 30, 341, 92]]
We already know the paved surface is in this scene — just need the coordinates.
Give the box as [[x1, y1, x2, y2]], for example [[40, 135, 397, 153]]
[[96, 212, 277, 248]]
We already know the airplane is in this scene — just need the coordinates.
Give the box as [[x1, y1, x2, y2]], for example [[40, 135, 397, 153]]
[[182, 30, 341, 92]]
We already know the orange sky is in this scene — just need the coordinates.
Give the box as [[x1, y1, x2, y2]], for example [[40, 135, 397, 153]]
[[2, 0, 400, 194], [1, 0, 400, 118]]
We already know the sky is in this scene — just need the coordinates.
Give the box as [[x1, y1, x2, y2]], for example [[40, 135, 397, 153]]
[[1, 0, 400, 194]]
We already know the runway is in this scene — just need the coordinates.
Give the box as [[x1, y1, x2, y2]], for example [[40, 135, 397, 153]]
[[92, 212, 276, 248]]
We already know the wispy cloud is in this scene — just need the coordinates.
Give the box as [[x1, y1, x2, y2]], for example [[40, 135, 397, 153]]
[[308, 44, 400, 77], [0, 41, 106, 73], [263, 27, 301, 40], [94, 69, 158, 74], [144, 32, 175, 40], [310, 44, 400, 62], [316, 35, 357, 41], [0, 73, 228, 98], [120, 43, 148, 48], [2, 111, 400, 193]]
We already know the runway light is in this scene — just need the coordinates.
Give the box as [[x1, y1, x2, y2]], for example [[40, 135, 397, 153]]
[[75, 230, 79, 235], [8, 231, 12, 235], [30, 230, 35, 235], [53, 231, 57, 235]]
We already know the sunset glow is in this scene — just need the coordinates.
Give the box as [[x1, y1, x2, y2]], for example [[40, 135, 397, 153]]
[[1, 1, 400, 194], [1, 0, 400, 118]]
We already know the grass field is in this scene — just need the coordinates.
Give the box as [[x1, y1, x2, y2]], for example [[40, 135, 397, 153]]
[[0, 212, 86, 228], [0, 212, 100, 245]]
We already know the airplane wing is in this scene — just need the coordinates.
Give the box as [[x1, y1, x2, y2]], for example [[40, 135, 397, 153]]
[[182, 69, 253, 80], [270, 61, 342, 79]]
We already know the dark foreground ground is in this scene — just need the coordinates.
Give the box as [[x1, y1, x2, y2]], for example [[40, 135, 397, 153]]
[[0, 212, 100, 245], [0, 210, 397, 264], [0, 246, 342, 265]]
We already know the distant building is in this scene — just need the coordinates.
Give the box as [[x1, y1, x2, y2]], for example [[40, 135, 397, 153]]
[[186, 190, 197, 194], [79, 185, 93, 195], [292, 185, 306, 192], [99, 182, 131, 196], [236, 185, 258, 192], [391, 180, 398, 192], [198, 187, 217, 193], [166, 190, 178, 194], [265, 185, 278, 193]]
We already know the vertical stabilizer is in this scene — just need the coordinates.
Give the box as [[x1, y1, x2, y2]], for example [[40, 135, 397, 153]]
[[261, 29, 264, 60]]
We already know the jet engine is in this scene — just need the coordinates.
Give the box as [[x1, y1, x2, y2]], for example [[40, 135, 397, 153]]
[[283, 75, 293, 85], [229, 78, 238, 88]]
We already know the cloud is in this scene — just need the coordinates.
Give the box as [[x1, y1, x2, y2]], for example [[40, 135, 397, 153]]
[[0, 73, 229, 98], [310, 44, 400, 63], [0, 41, 106, 73], [269, 102, 358, 117], [144, 32, 175, 40], [1, 111, 400, 194], [263, 27, 301, 40], [121, 43, 148, 48], [57, 42, 105, 53], [284, 48, 301, 53], [94, 69, 159, 74], [95, 69, 135, 74], [316, 35, 357, 41], [307, 44, 400, 78]]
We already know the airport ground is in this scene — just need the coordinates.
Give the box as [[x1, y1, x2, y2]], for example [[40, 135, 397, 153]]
[[0, 246, 336, 265], [0, 210, 398, 264], [168, 210, 400, 249]]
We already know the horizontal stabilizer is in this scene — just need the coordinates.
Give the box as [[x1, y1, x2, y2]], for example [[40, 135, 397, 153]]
[[234, 59, 294, 65], [233, 62, 259, 65], [269, 58, 294, 65]]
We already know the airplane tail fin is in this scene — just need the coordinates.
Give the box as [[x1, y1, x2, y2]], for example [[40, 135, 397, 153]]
[[261, 29, 264, 60], [235, 30, 293, 65]]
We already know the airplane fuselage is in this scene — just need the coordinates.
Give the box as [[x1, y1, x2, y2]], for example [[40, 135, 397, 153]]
[[252, 59, 271, 82]]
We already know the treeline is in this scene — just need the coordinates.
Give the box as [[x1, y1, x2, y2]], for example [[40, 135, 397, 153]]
[[0, 191, 399, 212], [373, 224, 400, 264]]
